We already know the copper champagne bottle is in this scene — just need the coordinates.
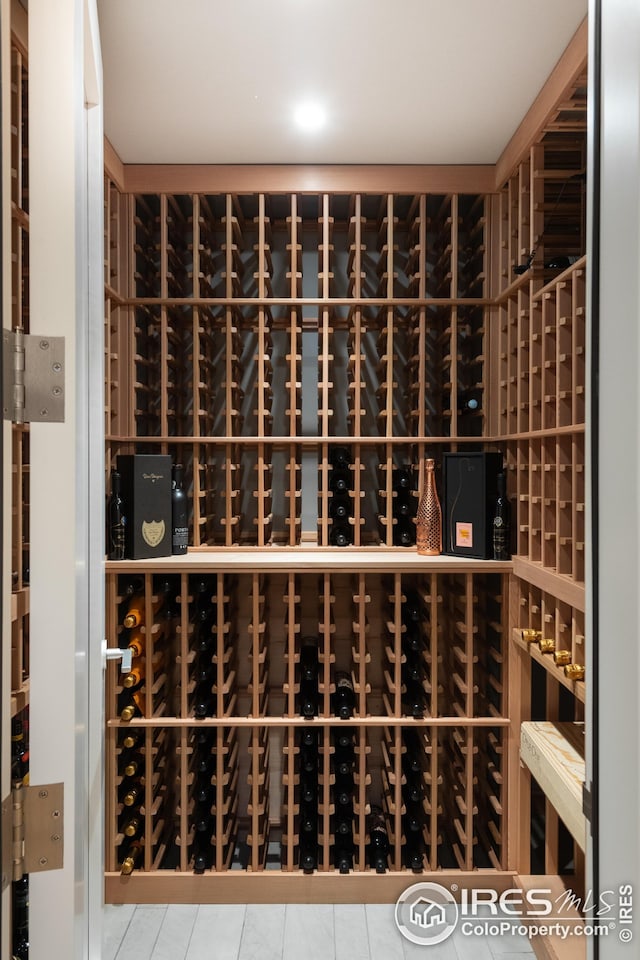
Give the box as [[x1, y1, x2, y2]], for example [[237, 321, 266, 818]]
[[416, 458, 442, 556]]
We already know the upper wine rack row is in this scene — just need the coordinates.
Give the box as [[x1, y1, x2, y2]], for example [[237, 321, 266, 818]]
[[106, 193, 487, 304]]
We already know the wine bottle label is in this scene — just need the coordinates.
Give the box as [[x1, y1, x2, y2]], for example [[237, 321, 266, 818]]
[[110, 520, 125, 557], [336, 675, 353, 690], [142, 519, 166, 548], [172, 525, 188, 554], [455, 521, 473, 548]]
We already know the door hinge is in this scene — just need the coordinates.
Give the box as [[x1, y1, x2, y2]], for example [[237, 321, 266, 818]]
[[1, 782, 64, 889], [2, 328, 65, 424], [583, 780, 596, 830]]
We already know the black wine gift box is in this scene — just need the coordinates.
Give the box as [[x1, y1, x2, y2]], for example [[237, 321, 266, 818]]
[[117, 454, 172, 559], [442, 452, 503, 559]]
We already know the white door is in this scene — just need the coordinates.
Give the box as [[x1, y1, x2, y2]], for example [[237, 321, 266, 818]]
[[1, 0, 104, 957]]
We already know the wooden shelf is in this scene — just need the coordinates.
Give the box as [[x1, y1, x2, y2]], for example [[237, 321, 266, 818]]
[[520, 722, 586, 850], [106, 550, 513, 574], [512, 630, 585, 704]]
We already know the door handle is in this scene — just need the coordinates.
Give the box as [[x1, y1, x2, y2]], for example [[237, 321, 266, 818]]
[[102, 640, 132, 674]]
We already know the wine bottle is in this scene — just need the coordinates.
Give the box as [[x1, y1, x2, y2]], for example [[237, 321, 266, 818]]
[[121, 753, 143, 778], [119, 688, 145, 722], [333, 671, 355, 720], [119, 780, 142, 808], [300, 743, 318, 774], [122, 653, 164, 690], [492, 471, 511, 560], [393, 517, 416, 548], [171, 463, 188, 555], [193, 609, 215, 651], [12, 876, 29, 960], [402, 728, 425, 772], [127, 628, 146, 658], [329, 495, 351, 521], [367, 805, 390, 874], [299, 636, 319, 718], [329, 523, 353, 547], [120, 839, 143, 875], [333, 731, 354, 777], [120, 730, 142, 752], [122, 814, 142, 838], [299, 841, 317, 873], [107, 469, 126, 561], [403, 814, 424, 872], [416, 458, 442, 556], [123, 597, 145, 629], [300, 775, 318, 805], [544, 255, 580, 270], [402, 623, 425, 655], [402, 677, 427, 719], [192, 832, 214, 873], [392, 467, 413, 492], [329, 446, 352, 470], [402, 653, 426, 684], [334, 836, 354, 875]]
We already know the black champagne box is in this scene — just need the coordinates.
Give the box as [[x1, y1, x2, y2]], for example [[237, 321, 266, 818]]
[[117, 454, 172, 560], [442, 452, 503, 559]]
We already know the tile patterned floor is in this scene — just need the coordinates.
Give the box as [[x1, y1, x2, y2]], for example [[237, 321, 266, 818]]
[[103, 903, 538, 960]]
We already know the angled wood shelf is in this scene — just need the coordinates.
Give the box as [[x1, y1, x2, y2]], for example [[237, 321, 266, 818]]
[[520, 722, 586, 851]]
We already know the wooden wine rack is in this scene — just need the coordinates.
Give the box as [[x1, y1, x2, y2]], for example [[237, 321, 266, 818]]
[[103, 24, 589, 912], [10, 13, 30, 717]]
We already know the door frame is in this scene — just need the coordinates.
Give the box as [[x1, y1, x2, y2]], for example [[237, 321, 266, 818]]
[[26, 0, 103, 957]]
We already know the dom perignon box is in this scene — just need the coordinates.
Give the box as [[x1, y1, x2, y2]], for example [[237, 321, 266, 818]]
[[117, 455, 172, 560], [442, 452, 502, 559]]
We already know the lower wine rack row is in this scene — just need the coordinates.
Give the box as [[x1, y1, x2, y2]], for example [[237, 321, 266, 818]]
[[106, 723, 505, 877]]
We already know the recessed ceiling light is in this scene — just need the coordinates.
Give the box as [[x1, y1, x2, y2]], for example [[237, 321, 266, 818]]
[[293, 101, 327, 133]]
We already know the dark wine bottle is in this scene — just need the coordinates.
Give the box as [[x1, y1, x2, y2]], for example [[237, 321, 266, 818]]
[[329, 446, 352, 470], [12, 875, 29, 960], [329, 523, 353, 547], [333, 671, 356, 719], [120, 839, 144, 875], [299, 831, 318, 873], [402, 652, 426, 684], [544, 255, 580, 270], [367, 805, 390, 874], [402, 677, 427, 719], [192, 831, 214, 873], [119, 779, 142, 808], [334, 836, 354, 875], [299, 636, 319, 718], [329, 495, 351, 520], [403, 815, 424, 872], [300, 773, 318, 804], [108, 468, 126, 561], [393, 517, 416, 547], [122, 814, 142, 839], [492, 471, 511, 561], [300, 743, 318, 774], [392, 467, 413, 492], [329, 473, 350, 495], [171, 463, 188, 555]]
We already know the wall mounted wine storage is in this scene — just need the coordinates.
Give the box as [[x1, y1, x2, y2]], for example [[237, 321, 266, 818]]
[[103, 39, 589, 907]]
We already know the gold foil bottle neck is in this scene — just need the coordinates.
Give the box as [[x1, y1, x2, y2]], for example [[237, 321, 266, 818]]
[[564, 663, 585, 681], [539, 638, 555, 654], [521, 628, 542, 642], [553, 649, 572, 666]]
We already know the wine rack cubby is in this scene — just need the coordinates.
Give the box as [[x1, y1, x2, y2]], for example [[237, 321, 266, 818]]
[[105, 566, 509, 895]]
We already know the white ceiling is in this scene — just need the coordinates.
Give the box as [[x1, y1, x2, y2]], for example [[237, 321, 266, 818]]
[[98, 0, 587, 166]]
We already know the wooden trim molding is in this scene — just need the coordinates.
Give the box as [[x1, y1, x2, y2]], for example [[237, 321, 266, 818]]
[[120, 163, 497, 196], [494, 17, 588, 188], [11, 0, 28, 57], [104, 137, 126, 192]]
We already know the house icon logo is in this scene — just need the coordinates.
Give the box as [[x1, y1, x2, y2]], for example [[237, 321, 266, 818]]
[[395, 882, 459, 946]]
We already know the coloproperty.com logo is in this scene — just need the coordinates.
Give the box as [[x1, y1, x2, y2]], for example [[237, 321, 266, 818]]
[[395, 881, 634, 947]]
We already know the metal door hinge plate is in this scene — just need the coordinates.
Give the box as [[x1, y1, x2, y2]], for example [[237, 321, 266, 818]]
[[3, 328, 65, 423], [8, 781, 64, 881]]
